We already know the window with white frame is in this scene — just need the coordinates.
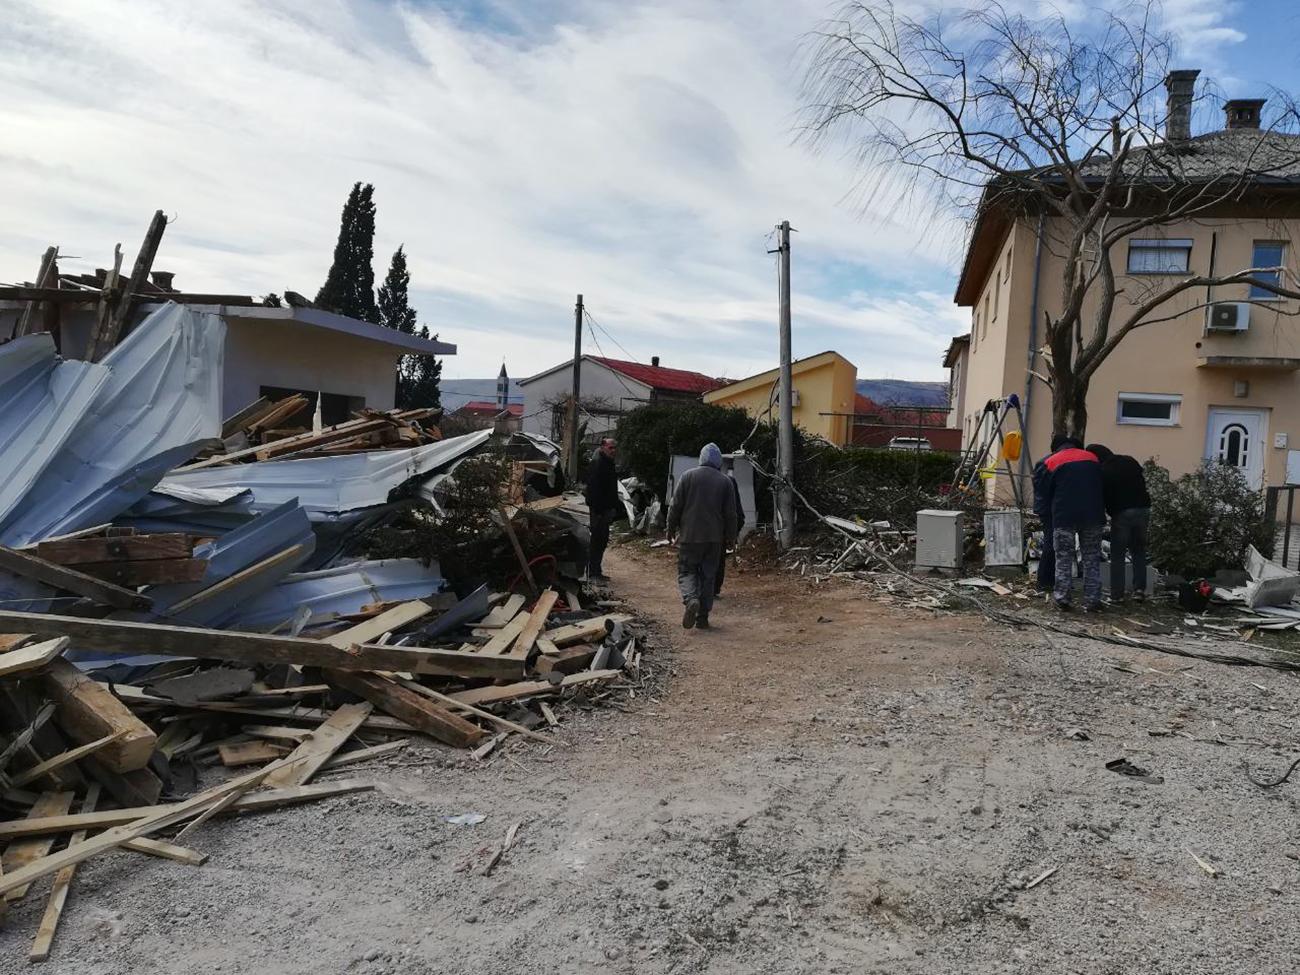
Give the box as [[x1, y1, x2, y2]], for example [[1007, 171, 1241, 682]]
[[1127, 238, 1192, 274], [1250, 241, 1285, 299], [1117, 392, 1181, 426]]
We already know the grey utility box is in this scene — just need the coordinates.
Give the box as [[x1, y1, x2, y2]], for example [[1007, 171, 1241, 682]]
[[916, 509, 963, 570], [984, 509, 1024, 568]]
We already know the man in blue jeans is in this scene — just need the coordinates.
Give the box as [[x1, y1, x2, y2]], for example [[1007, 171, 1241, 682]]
[[1087, 444, 1151, 602], [1033, 435, 1105, 611]]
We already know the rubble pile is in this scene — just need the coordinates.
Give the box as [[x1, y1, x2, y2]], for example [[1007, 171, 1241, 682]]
[[0, 301, 646, 961]]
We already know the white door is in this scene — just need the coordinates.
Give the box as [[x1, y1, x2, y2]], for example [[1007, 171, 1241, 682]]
[[1206, 407, 1267, 489]]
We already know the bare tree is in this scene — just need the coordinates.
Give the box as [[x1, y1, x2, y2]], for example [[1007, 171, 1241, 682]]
[[802, 1, 1300, 438]]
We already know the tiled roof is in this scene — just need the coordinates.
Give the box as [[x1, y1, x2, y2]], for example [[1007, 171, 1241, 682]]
[[458, 401, 523, 416], [591, 357, 727, 394], [1074, 128, 1300, 181]]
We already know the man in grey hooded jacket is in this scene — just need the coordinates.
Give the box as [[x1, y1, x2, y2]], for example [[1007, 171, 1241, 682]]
[[667, 443, 738, 629]]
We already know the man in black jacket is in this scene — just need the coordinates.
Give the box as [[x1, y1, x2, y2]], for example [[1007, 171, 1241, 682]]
[[583, 438, 620, 581], [1033, 435, 1105, 611], [1086, 444, 1152, 602]]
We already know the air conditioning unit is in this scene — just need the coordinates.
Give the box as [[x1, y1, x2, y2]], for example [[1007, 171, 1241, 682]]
[[1207, 302, 1250, 333]]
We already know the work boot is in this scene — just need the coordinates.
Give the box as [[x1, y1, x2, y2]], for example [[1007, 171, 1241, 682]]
[[696, 615, 711, 630], [682, 599, 699, 629], [1053, 598, 1073, 612]]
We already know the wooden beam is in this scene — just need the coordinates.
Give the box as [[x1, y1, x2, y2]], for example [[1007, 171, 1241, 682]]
[[36, 533, 193, 566], [0, 636, 68, 679], [325, 670, 486, 749], [88, 209, 167, 361], [75, 558, 208, 587], [177, 415, 393, 470], [9, 731, 127, 788], [320, 600, 434, 649], [496, 507, 539, 597], [164, 545, 306, 617], [535, 644, 598, 677], [478, 593, 526, 628], [480, 613, 527, 655], [511, 590, 558, 660], [218, 740, 289, 767], [14, 247, 57, 338], [0, 781, 374, 841], [220, 396, 271, 438], [91, 244, 123, 351], [449, 669, 623, 707], [394, 678, 558, 746], [0, 611, 524, 680], [3, 791, 76, 901], [40, 659, 157, 773], [0, 547, 150, 611], [263, 702, 371, 788], [320, 739, 409, 771], [0, 285, 257, 306], [28, 784, 97, 962], [544, 614, 630, 647], [121, 836, 207, 867]]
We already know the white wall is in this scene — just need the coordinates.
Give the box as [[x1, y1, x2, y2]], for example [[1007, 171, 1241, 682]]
[[520, 360, 651, 438], [222, 316, 400, 415]]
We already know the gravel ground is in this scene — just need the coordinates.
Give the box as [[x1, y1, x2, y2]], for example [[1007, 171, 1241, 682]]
[[4, 544, 1300, 974]]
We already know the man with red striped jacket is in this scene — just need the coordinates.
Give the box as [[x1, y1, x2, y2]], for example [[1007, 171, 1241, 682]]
[[1032, 435, 1106, 612]]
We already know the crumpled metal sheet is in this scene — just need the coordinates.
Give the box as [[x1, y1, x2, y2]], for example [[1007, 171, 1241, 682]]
[[0, 334, 110, 531], [151, 428, 494, 522], [143, 498, 317, 627], [214, 557, 446, 633], [0, 303, 225, 546]]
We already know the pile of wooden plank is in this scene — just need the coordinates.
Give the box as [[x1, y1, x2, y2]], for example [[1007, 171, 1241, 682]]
[[0, 584, 638, 960], [29, 530, 207, 588], [194, 395, 441, 466]]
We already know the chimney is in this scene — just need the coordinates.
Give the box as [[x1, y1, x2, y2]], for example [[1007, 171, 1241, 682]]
[[150, 270, 176, 291], [1164, 69, 1200, 141], [651, 355, 660, 368], [1225, 98, 1266, 130]]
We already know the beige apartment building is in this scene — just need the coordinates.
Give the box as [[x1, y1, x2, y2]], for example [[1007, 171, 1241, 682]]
[[950, 75, 1300, 493]]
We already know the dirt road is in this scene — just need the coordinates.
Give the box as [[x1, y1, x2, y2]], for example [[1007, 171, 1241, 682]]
[[8, 545, 1300, 974]]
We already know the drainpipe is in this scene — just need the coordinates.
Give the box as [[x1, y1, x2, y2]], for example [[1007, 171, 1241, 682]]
[[1023, 213, 1046, 439]]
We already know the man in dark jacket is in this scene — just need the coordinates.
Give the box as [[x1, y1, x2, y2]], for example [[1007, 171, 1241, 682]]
[[667, 443, 738, 629], [1086, 444, 1152, 602], [583, 438, 620, 581], [1033, 435, 1105, 611], [714, 470, 746, 597]]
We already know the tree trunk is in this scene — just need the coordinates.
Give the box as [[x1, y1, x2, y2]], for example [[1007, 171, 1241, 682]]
[[1049, 363, 1090, 444]]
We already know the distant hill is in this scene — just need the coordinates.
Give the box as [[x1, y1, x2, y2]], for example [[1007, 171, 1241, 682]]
[[438, 378, 524, 412], [856, 379, 949, 408]]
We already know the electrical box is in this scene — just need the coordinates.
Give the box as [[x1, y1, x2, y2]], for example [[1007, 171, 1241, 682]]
[[984, 509, 1024, 567], [916, 509, 963, 570]]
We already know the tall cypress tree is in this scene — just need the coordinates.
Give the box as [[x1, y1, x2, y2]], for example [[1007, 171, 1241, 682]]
[[379, 246, 441, 409], [315, 182, 379, 323]]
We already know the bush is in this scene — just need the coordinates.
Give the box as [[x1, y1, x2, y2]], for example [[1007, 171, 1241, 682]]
[[797, 445, 959, 526], [1144, 460, 1273, 578]]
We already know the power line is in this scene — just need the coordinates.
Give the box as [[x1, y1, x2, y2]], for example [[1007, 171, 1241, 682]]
[[583, 316, 645, 401], [582, 307, 642, 365]]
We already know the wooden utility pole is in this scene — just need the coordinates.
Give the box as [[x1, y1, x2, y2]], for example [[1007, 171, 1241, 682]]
[[776, 221, 795, 551], [566, 294, 584, 484]]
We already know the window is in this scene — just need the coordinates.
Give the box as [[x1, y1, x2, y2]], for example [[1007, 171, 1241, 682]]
[[1117, 392, 1181, 427], [982, 294, 990, 337], [971, 311, 979, 350], [993, 270, 1001, 320], [1127, 238, 1192, 274], [1250, 241, 1285, 299]]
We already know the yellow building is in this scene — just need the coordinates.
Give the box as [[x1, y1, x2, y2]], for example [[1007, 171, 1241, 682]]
[[703, 351, 858, 446]]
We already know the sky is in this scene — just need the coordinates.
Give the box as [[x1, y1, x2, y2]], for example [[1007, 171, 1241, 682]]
[[2, 0, 1298, 385]]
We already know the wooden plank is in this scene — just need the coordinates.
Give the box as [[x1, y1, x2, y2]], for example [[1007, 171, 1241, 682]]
[[28, 784, 97, 962], [36, 533, 193, 566], [88, 209, 167, 361], [121, 836, 207, 866], [151, 701, 419, 735], [9, 731, 127, 788], [450, 669, 623, 707], [264, 703, 372, 788], [85, 759, 162, 807], [0, 611, 525, 680], [320, 600, 434, 649], [243, 725, 311, 743], [395, 678, 558, 746], [535, 644, 598, 676], [218, 740, 289, 767], [91, 244, 123, 348], [245, 395, 309, 435], [497, 507, 539, 596], [0, 636, 67, 678], [41, 659, 157, 772], [320, 740, 409, 771], [165, 545, 306, 616], [14, 246, 57, 339], [0, 781, 373, 841], [3, 791, 76, 901], [325, 670, 486, 749], [0, 546, 150, 611], [175, 759, 283, 842], [544, 614, 631, 647], [511, 590, 559, 660], [0, 633, 35, 653], [74, 558, 207, 587], [178, 416, 392, 470], [480, 613, 528, 655], [221, 396, 272, 438], [478, 593, 526, 628], [0, 762, 303, 898]]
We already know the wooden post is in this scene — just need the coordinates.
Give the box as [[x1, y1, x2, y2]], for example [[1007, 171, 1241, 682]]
[[14, 247, 58, 339], [88, 211, 166, 361]]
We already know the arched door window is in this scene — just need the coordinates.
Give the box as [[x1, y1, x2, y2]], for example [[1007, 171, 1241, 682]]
[[1218, 422, 1249, 469]]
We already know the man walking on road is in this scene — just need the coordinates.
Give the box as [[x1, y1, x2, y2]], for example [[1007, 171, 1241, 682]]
[[1033, 435, 1105, 612], [1086, 443, 1152, 602], [667, 443, 738, 630], [584, 438, 620, 581], [714, 469, 745, 598]]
